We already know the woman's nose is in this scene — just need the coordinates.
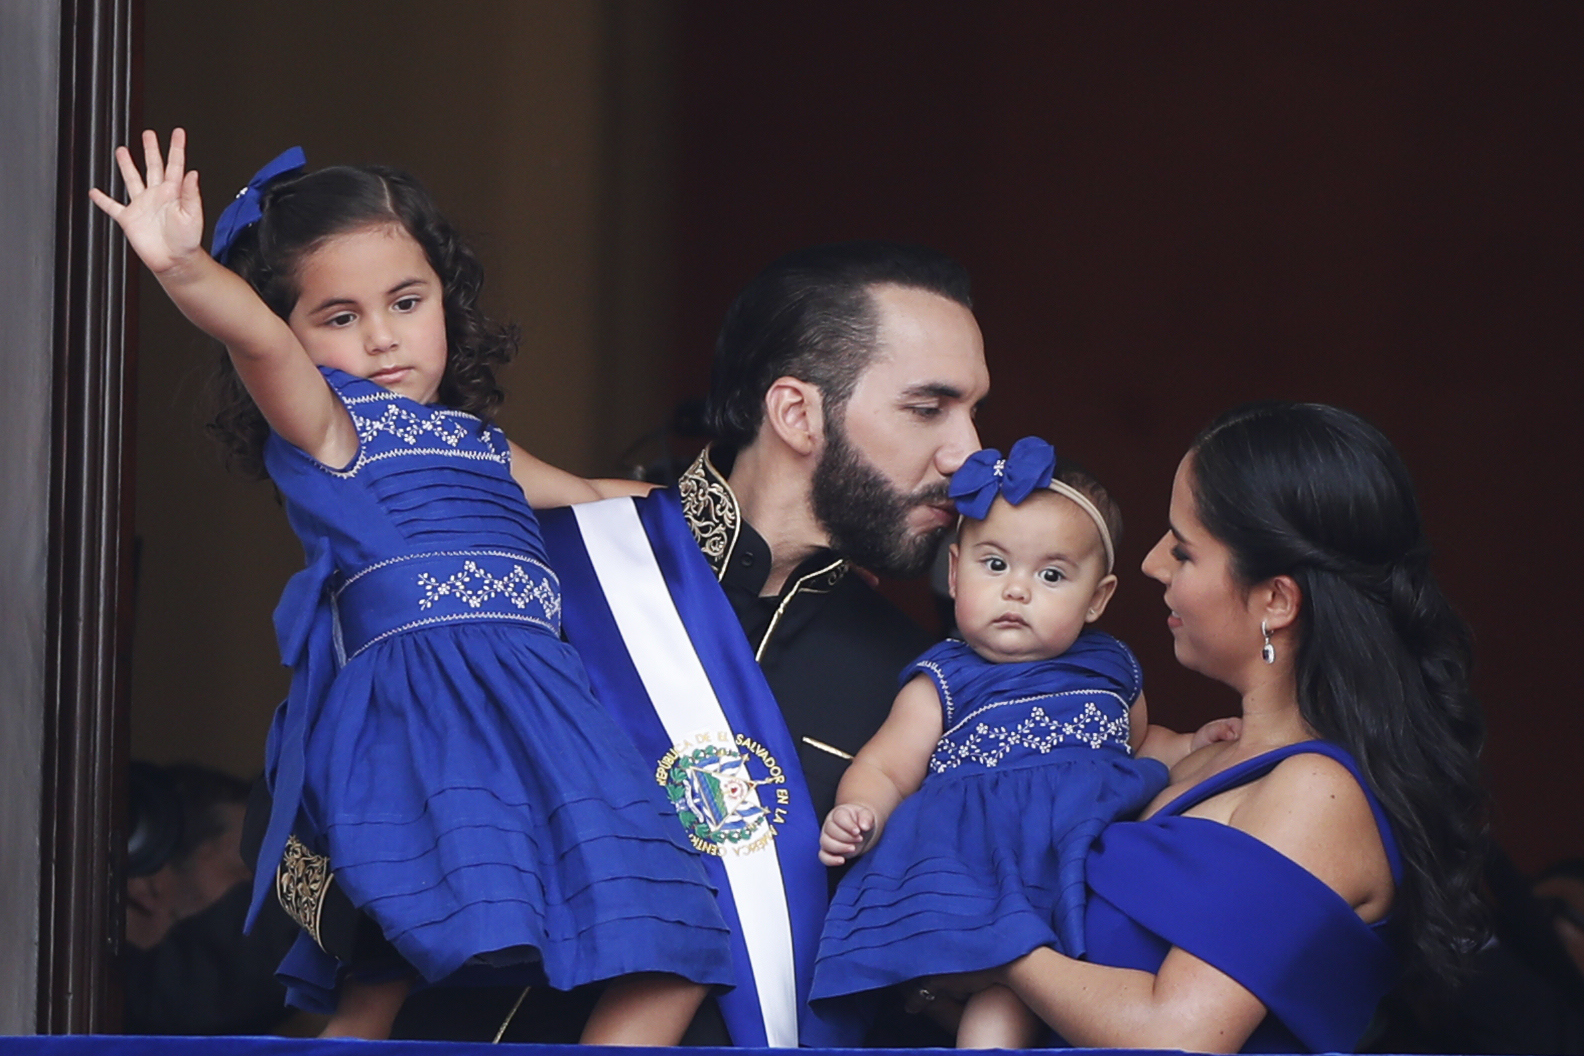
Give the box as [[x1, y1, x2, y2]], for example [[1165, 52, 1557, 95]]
[[1141, 533, 1171, 584]]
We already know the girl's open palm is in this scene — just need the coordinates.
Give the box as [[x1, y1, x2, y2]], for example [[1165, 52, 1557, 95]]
[[89, 128, 204, 275]]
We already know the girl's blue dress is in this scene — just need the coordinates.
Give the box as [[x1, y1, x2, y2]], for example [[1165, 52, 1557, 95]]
[[257, 369, 732, 1006], [809, 630, 1167, 1001]]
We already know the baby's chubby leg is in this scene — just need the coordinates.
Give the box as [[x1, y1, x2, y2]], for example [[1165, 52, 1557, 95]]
[[580, 971, 708, 1046], [955, 983, 1044, 1049]]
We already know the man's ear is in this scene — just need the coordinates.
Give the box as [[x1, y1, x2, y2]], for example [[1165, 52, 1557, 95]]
[[1086, 573, 1118, 622], [947, 542, 961, 599], [762, 376, 824, 457], [1255, 574, 1302, 633]]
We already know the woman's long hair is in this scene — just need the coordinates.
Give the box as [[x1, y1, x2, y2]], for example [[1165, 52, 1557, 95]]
[[1190, 401, 1486, 995], [209, 165, 518, 478]]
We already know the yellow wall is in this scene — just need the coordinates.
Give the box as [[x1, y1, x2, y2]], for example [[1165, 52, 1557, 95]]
[[130, 1, 674, 777]]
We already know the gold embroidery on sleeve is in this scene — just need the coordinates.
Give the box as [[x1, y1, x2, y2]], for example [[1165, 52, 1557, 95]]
[[276, 835, 332, 951]]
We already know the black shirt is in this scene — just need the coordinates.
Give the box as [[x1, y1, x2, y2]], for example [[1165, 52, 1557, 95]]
[[689, 447, 933, 820]]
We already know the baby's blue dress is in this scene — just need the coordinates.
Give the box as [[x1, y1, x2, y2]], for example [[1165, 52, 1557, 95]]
[[809, 631, 1166, 1001], [257, 369, 732, 1004]]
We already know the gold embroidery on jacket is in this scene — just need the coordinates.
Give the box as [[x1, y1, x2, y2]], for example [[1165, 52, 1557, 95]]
[[276, 836, 331, 951]]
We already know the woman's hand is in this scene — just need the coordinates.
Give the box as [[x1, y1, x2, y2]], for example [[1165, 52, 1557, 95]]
[[89, 128, 206, 277]]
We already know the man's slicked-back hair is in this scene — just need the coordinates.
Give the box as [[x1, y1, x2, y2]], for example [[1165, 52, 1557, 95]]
[[704, 240, 973, 450]]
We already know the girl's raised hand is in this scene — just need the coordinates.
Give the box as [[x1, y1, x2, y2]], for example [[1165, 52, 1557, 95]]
[[89, 128, 205, 275]]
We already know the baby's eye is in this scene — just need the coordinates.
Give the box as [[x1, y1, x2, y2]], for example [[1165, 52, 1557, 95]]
[[983, 556, 1007, 573], [393, 295, 421, 312], [1039, 568, 1064, 584], [326, 312, 356, 328]]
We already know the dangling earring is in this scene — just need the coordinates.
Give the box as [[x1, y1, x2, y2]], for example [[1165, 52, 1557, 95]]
[[1260, 620, 1276, 665]]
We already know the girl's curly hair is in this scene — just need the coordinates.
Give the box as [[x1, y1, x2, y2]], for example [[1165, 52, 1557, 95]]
[[208, 164, 517, 478]]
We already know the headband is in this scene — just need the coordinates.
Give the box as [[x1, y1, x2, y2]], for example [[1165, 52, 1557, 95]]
[[208, 146, 307, 264], [948, 436, 1116, 572]]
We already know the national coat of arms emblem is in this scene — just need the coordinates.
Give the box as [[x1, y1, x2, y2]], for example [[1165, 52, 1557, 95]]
[[658, 732, 791, 856]]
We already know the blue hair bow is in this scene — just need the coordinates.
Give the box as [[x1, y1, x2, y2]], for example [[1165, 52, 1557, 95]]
[[949, 436, 1057, 520], [208, 146, 307, 263]]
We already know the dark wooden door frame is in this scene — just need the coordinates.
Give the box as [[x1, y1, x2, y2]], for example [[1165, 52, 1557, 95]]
[[37, 0, 137, 1033]]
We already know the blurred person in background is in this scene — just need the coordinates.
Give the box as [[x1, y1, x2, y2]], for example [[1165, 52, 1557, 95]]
[[124, 761, 304, 1036]]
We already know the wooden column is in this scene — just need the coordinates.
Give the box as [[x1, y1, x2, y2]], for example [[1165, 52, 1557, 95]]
[[37, 0, 137, 1033]]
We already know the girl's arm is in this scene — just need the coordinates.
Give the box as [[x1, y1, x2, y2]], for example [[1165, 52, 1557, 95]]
[[939, 754, 1393, 1051], [589, 477, 657, 499], [818, 674, 943, 866], [90, 129, 354, 465], [506, 441, 657, 508]]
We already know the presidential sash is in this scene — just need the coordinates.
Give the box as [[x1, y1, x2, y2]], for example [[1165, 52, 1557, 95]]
[[539, 490, 833, 1047]]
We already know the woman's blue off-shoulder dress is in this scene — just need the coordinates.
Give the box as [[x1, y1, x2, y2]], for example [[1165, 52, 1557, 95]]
[[809, 630, 1167, 1000], [1082, 740, 1403, 1052], [254, 369, 732, 1006]]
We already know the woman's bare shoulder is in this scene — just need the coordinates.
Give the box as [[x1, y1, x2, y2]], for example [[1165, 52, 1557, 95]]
[[1229, 751, 1393, 918]]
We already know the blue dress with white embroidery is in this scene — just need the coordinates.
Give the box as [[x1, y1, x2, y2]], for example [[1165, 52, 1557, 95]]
[[809, 630, 1167, 1001], [253, 369, 732, 1007]]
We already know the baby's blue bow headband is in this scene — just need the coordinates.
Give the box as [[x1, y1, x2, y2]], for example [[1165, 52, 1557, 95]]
[[208, 146, 306, 264], [949, 435, 1116, 571]]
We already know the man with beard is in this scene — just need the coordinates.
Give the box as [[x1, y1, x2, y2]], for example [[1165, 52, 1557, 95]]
[[579, 239, 987, 1046], [256, 241, 990, 1045], [449, 241, 988, 1045], [684, 240, 989, 820]]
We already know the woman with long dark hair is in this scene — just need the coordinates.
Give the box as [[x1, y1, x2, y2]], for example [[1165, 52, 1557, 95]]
[[929, 402, 1486, 1052]]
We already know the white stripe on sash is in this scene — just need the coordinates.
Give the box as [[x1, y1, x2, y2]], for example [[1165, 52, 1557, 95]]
[[572, 499, 799, 1047]]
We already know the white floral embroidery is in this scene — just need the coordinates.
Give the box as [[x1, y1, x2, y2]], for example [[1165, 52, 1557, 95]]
[[353, 402, 472, 449], [929, 697, 1130, 774], [318, 394, 509, 478], [416, 560, 562, 619]]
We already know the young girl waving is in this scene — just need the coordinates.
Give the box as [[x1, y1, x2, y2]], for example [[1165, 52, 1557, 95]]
[[92, 130, 732, 1041], [809, 437, 1232, 1048]]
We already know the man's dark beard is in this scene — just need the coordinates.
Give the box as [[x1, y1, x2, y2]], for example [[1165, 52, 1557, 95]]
[[810, 415, 950, 577]]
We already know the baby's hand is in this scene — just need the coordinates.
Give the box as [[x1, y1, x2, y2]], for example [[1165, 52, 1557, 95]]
[[1191, 715, 1243, 751], [819, 803, 877, 866], [88, 128, 205, 276]]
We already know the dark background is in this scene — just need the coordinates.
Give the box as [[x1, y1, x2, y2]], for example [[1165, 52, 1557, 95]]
[[128, 2, 1582, 878], [664, 2, 1583, 872]]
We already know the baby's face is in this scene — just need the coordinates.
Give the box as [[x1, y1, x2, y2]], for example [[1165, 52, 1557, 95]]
[[950, 491, 1116, 664]]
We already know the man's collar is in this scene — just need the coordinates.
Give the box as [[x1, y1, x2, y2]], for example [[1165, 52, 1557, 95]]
[[678, 446, 744, 580], [678, 445, 850, 594]]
